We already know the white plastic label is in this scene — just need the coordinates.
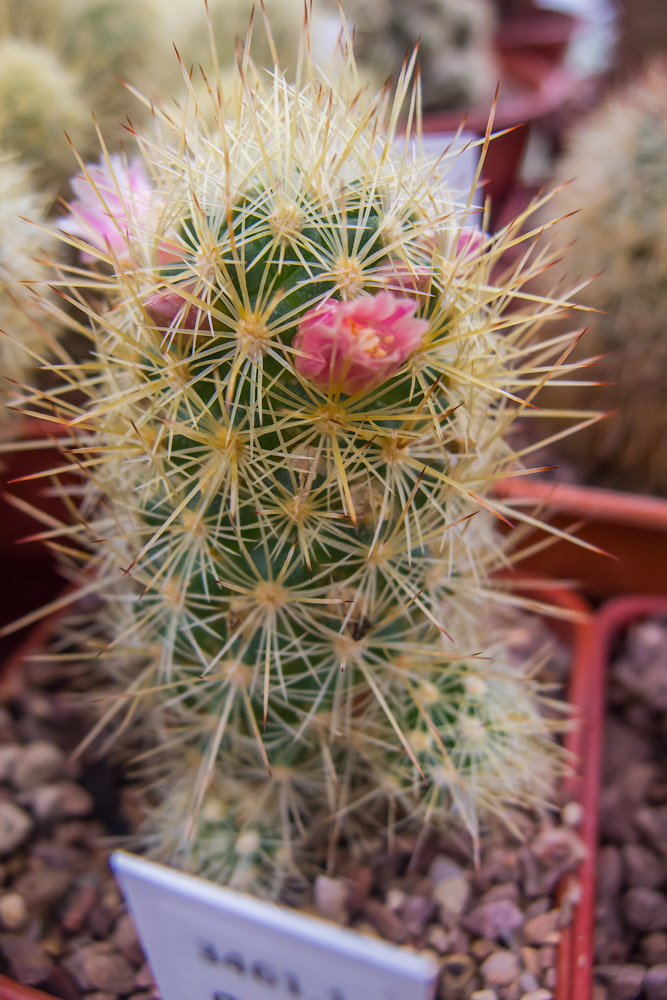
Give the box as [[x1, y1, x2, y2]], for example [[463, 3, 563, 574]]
[[112, 852, 439, 1000]]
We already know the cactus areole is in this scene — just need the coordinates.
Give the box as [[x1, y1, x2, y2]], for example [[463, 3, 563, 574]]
[[20, 12, 580, 892]]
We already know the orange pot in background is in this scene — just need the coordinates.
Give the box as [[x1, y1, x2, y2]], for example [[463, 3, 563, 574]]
[[496, 479, 667, 599]]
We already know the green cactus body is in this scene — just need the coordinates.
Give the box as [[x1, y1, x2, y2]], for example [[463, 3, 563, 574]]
[[22, 20, 576, 892]]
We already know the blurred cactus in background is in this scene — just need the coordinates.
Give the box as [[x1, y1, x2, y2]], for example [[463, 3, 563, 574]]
[[12, 10, 580, 893], [336, 0, 498, 111], [544, 62, 667, 495], [0, 155, 58, 404], [0, 0, 335, 194]]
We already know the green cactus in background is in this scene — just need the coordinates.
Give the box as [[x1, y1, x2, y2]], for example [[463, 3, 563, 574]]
[[336, 0, 498, 111], [0, 0, 333, 195], [12, 13, 579, 892], [0, 39, 90, 189], [0, 155, 58, 403], [544, 61, 667, 494]]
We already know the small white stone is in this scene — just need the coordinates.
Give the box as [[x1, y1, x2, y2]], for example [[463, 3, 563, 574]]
[[561, 801, 584, 828], [314, 875, 349, 923], [433, 874, 470, 915], [385, 887, 406, 911], [0, 892, 29, 930]]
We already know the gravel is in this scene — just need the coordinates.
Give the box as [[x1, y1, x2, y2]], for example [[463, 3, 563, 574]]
[[594, 615, 667, 998]]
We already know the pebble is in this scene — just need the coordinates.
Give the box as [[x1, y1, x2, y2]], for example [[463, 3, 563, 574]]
[[0, 802, 33, 855], [361, 899, 408, 943], [134, 961, 157, 990], [561, 801, 584, 828], [644, 963, 667, 1000], [28, 781, 94, 822], [523, 909, 561, 946], [622, 844, 665, 889], [13, 868, 73, 911], [637, 808, 667, 855], [464, 899, 524, 940], [63, 942, 136, 994], [433, 874, 470, 915], [481, 950, 520, 987], [428, 855, 465, 884], [643, 935, 667, 966], [645, 965, 667, 1000], [0, 745, 20, 785], [0, 934, 54, 986], [595, 964, 645, 1000], [530, 827, 586, 876], [112, 912, 145, 967], [399, 894, 437, 937], [314, 875, 349, 923], [0, 892, 29, 931], [623, 888, 667, 932], [438, 953, 476, 995], [597, 845, 623, 897], [13, 742, 65, 791]]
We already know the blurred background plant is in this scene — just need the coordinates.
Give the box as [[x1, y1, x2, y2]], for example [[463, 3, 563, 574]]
[[0, 155, 59, 414], [536, 60, 667, 495], [331, 0, 498, 111]]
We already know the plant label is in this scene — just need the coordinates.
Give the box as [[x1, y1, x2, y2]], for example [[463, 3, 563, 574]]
[[112, 851, 439, 1000]]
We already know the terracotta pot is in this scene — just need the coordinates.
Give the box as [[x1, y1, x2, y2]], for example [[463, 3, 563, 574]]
[[0, 418, 70, 662], [0, 576, 598, 1000], [0, 417, 69, 560], [496, 9, 579, 68], [495, 479, 667, 599]]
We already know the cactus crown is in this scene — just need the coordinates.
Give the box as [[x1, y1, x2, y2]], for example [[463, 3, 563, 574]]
[[16, 11, 578, 891]]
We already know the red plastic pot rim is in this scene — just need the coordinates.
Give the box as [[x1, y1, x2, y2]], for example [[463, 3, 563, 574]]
[[494, 478, 667, 532]]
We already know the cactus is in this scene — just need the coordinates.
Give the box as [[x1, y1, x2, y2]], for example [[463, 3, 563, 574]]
[[544, 62, 667, 494], [18, 14, 579, 892], [0, 155, 58, 403], [0, 0, 179, 190], [337, 0, 498, 111], [0, 0, 335, 193], [0, 39, 90, 190]]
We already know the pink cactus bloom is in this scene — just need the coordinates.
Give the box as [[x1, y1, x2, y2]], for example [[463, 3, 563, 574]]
[[59, 155, 154, 262], [456, 228, 486, 258], [143, 287, 204, 332], [294, 292, 429, 395]]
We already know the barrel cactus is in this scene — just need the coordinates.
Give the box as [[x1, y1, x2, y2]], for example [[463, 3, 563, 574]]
[[544, 61, 667, 494], [17, 16, 577, 892]]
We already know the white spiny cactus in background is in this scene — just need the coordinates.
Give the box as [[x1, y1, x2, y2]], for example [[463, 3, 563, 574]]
[[0, 155, 58, 403]]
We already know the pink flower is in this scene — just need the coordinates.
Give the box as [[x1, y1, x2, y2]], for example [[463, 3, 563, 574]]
[[143, 286, 205, 332], [59, 155, 155, 262], [456, 228, 486, 258], [294, 292, 428, 395]]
